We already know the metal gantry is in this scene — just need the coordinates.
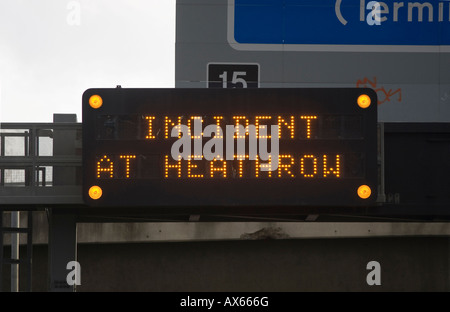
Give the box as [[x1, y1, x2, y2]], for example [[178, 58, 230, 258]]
[[0, 122, 83, 205], [0, 211, 33, 292], [0, 120, 82, 291]]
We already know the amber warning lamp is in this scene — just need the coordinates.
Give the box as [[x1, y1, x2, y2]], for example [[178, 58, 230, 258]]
[[89, 95, 103, 109], [88, 185, 103, 200], [357, 94, 371, 109], [357, 185, 372, 199]]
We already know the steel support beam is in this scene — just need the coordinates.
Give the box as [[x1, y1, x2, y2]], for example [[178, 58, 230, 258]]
[[48, 210, 77, 292]]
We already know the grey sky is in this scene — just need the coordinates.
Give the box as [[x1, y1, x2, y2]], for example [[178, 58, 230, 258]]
[[0, 0, 175, 122]]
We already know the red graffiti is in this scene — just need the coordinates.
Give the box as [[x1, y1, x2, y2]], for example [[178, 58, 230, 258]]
[[356, 77, 402, 105]]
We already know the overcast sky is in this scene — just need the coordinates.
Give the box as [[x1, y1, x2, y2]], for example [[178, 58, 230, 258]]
[[0, 0, 175, 122]]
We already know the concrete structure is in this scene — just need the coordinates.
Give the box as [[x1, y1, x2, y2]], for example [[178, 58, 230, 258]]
[[2, 210, 450, 291]]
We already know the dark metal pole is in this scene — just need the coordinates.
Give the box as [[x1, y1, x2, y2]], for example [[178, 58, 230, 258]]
[[10, 211, 19, 292], [48, 209, 77, 292], [0, 212, 3, 292], [48, 114, 78, 292], [26, 211, 33, 292]]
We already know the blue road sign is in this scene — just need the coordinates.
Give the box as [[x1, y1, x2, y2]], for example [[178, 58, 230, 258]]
[[228, 0, 450, 51]]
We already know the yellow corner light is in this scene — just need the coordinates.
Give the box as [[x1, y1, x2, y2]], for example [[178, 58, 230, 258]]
[[357, 185, 372, 199], [88, 185, 103, 200], [357, 94, 371, 109], [89, 95, 103, 109]]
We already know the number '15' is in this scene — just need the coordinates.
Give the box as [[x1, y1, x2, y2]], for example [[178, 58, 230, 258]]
[[218, 71, 248, 88]]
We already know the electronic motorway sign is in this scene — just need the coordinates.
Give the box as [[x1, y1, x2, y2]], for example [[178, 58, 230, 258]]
[[82, 88, 377, 208]]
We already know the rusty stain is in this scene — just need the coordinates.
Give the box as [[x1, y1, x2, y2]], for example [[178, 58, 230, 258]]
[[356, 77, 402, 105], [240, 227, 290, 240]]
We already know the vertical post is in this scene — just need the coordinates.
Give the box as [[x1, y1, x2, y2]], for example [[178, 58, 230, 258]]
[[10, 211, 19, 292], [25, 211, 33, 292], [377, 122, 386, 203], [1, 134, 5, 186], [53, 114, 78, 185], [0, 211, 3, 292], [48, 114, 79, 292], [444, 238, 450, 292], [29, 128, 36, 188], [48, 209, 77, 292]]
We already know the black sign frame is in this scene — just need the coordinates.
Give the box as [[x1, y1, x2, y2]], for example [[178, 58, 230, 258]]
[[82, 88, 377, 209]]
